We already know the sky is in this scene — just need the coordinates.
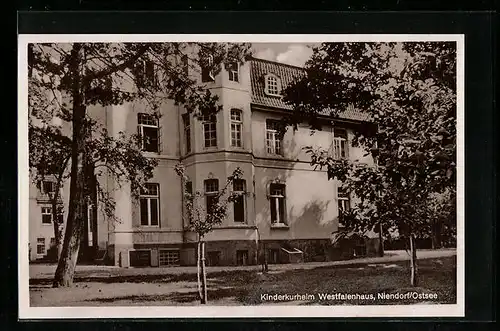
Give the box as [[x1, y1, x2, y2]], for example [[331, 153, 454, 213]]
[[251, 43, 319, 67]]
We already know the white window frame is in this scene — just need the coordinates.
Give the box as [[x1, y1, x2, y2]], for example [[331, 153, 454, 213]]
[[332, 128, 349, 160], [36, 238, 46, 256], [202, 54, 215, 82], [232, 179, 246, 223], [228, 62, 239, 82], [265, 74, 281, 96], [158, 249, 180, 267], [138, 113, 160, 153], [41, 206, 52, 225], [269, 184, 286, 225], [266, 120, 282, 155], [338, 187, 351, 214], [139, 183, 160, 227], [230, 109, 243, 148], [202, 115, 217, 148]]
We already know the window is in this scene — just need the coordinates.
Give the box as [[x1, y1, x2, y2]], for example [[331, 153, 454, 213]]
[[134, 60, 158, 88], [230, 109, 243, 148], [36, 238, 45, 255], [204, 179, 219, 213], [201, 54, 215, 83], [233, 179, 246, 223], [228, 62, 239, 82], [237, 250, 249, 266], [182, 114, 191, 154], [41, 206, 52, 224], [42, 181, 54, 194], [139, 183, 160, 226], [269, 183, 286, 225], [207, 251, 221, 266], [333, 128, 349, 160], [265, 74, 280, 96], [138, 113, 160, 153], [266, 120, 282, 155], [202, 115, 217, 148], [338, 187, 351, 214], [50, 237, 56, 247], [268, 249, 280, 264], [129, 250, 151, 267], [159, 250, 180, 267], [38, 180, 55, 195], [185, 181, 193, 195]]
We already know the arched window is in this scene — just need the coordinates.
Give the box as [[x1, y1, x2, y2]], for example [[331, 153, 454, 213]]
[[265, 74, 281, 96]]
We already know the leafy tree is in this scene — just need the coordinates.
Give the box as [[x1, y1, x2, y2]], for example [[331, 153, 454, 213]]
[[28, 42, 251, 287], [282, 42, 456, 286], [175, 164, 243, 304]]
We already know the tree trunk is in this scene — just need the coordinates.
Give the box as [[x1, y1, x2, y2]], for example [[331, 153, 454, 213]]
[[264, 243, 269, 273], [378, 222, 384, 257], [53, 43, 87, 288], [409, 233, 418, 286], [200, 241, 207, 304], [51, 208, 63, 261], [52, 162, 86, 287], [196, 239, 202, 301]]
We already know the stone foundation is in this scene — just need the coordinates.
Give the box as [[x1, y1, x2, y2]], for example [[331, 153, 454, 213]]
[[108, 237, 380, 267]]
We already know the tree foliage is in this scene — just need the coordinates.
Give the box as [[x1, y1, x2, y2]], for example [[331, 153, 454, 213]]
[[283, 42, 456, 238], [28, 42, 252, 286], [174, 164, 244, 238]]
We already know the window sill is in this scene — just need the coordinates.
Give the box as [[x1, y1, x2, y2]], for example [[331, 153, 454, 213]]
[[270, 223, 289, 229], [42, 223, 52, 226]]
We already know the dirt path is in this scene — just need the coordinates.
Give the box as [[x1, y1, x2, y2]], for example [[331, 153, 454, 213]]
[[30, 248, 456, 280]]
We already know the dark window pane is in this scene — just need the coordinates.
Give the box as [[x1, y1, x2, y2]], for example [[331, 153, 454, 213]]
[[270, 198, 277, 222], [42, 214, 51, 224], [185, 181, 193, 194], [206, 195, 216, 213], [129, 250, 151, 267], [234, 195, 245, 223], [140, 198, 149, 225], [42, 181, 54, 193], [150, 199, 159, 226], [142, 127, 159, 152], [278, 199, 285, 223]]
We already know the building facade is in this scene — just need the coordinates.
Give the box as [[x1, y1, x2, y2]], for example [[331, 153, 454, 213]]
[[29, 54, 379, 266]]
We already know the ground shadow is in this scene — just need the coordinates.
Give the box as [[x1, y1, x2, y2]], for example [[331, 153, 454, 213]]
[[61, 256, 456, 305]]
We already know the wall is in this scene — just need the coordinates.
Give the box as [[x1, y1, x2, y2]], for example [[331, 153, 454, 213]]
[[250, 109, 374, 244]]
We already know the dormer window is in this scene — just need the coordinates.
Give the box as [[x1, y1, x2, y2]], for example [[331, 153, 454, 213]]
[[265, 74, 281, 96], [227, 62, 239, 82], [202, 54, 215, 83]]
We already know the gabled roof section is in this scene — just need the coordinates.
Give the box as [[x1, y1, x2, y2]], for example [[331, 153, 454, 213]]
[[250, 57, 371, 122]]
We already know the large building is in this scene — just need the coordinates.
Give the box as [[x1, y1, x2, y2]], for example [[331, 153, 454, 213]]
[[29, 53, 379, 266]]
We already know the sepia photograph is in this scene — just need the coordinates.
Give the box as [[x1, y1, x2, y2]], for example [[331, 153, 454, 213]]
[[18, 35, 464, 318]]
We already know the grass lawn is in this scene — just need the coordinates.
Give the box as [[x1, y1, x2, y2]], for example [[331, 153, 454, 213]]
[[30, 256, 456, 306]]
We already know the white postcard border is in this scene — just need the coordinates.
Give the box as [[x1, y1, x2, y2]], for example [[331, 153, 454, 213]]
[[18, 33, 465, 319]]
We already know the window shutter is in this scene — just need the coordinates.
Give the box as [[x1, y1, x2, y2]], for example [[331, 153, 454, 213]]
[[137, 124, 143, 150], [157, 123, 163, 154], [335, 139, 342, 160]]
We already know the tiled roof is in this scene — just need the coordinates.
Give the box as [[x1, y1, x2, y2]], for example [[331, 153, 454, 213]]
[[250, 57, 371, 122]]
